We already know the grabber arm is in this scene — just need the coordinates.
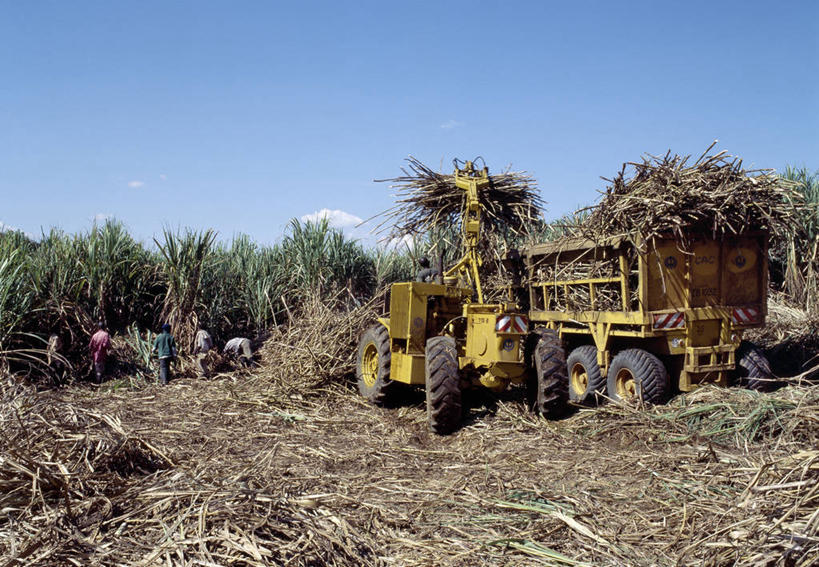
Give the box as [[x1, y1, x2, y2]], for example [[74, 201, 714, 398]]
[[444, 160, 490, 304]]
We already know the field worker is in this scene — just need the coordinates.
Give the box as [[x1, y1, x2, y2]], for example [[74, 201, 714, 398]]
[[88, 321, 111, 384], [415, 256, 439, 283], [193, 328, 213, 377], [152, 323, 177, 385], [224, 337, 253, 367]]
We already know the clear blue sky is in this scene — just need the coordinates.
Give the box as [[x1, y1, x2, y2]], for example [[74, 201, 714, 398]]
[[1, 0, 817, 246]]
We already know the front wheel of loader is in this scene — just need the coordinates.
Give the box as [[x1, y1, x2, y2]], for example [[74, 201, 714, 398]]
[[356, 325, 394, 405], [526, 328, 569, 418], [425, 336, 462, 435], [606, 348, 669, 405], [732, 342, 777, 391], [567, 345, 606, 406]]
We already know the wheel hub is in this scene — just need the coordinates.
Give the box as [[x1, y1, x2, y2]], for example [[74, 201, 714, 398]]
[[615, 368, 637, 400], [362, 343, 378, 387], [570, 362, 588, 395]]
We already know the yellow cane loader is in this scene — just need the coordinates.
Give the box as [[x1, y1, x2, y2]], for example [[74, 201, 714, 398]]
[[356, 161, 568, 434]]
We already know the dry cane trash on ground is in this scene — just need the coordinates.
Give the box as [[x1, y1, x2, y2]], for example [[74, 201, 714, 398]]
[[2, 300, 817, 566]]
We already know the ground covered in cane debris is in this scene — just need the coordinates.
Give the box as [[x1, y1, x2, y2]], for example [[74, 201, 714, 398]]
[[2, 359, 817, 566]]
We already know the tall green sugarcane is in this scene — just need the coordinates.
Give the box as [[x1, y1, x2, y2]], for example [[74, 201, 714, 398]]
[[781, 167, 819, 311], [79, 219, 151, 327], [155, 227, 217, 351], [0, 250, 28, 353]]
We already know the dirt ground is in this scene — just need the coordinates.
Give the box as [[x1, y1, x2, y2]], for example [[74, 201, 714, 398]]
[[2, 366, 816, 567]]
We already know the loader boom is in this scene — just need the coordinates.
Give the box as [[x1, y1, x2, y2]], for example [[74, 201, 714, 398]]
[[444, 161, 490, 303]]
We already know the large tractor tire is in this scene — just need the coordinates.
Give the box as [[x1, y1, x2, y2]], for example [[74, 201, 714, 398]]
[[425, 336, 462, 435], [567, 345, 606, 406], [356, 325, 395, 405], [732, 342, 777, 391], [606, 348, 669, 404], [526, 328, 569, 418]]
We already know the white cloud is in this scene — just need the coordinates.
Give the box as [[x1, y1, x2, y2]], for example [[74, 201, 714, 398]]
[[93, 213, 111, 223], [300, 208, 363, 228], [127, 180, 144, 189], [384, 234, 416, 250], [440, 119, 463, 130], [0, 221, 35, 239], [159, 174, 167, 181]]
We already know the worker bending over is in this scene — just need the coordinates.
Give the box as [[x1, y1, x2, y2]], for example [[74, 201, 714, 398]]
[[224, 337, 254, 368], [193, 328, 213, 377]]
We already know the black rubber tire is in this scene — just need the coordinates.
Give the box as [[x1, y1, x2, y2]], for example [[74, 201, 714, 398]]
[[732, 342, 776, 391], [356, 325, 394, 405], [526, 328, 569, 418], [606, 348, 669, 404], [567, 345, 606, 406], [425, 336, 462, 435]]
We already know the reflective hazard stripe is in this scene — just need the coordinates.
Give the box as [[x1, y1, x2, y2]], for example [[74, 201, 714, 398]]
[[732, 307, 759, 325], [511, 315, 528, 333], [652, 312, 685, 329], [496, 315, 528, 333]]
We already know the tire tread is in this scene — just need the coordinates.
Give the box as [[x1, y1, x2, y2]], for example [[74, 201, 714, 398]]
[[425, 336, 461, 435], [356, 324, 394, 405], [567, 345, 605, 405], [528, 328, 569, 418], [606, 348, 668, 404]]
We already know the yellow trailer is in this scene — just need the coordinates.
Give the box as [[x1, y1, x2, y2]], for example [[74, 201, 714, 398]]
[[520, 232, 773, 404]]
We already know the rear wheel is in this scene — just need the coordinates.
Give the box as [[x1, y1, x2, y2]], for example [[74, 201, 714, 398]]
[[607, 349, 669, 404], [526, 328, 569, 418], [356, 325, 394, 405], [732, 342, 776, 391], [425, 336, 462, 435], [567, 345, 606, 406]]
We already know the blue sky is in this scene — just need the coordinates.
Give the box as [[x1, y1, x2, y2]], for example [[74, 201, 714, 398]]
[[1, 0, 817, 246]]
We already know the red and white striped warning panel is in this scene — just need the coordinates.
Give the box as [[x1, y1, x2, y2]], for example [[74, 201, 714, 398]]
[[731, 306, 760, 325], [496, 314, 528, 333], [652, 312, 685, 330]]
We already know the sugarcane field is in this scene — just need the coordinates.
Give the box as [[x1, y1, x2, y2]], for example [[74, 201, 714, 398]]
[[4, 4, 819, 565], [2, 145, 818, 567]]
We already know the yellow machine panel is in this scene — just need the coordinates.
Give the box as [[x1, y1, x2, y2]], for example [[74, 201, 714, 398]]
[[386, 282, 471, 384], [723, 236, 763, 306], [389, 282, 429, 353], [464, 312, 522, 364], [646, 241, 687, 311], [690, 240, 721, 307], [391, 351, 426, 385]]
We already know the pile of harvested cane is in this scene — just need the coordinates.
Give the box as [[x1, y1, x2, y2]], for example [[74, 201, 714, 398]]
[[579, 143, 810, 248], [530, 252, 641, 312], [373, 156, 544, 241], [257, 294, 380, 390]]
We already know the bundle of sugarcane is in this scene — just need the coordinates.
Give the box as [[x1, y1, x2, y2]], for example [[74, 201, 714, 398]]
[[579, 143, 809, 248], [373, 156, 544, 240]]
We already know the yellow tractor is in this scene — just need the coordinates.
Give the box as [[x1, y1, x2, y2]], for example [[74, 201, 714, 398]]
[[356, 162, 568, 434]]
